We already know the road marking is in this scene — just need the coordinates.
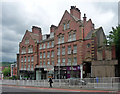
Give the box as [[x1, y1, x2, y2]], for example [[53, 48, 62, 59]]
[[1, 85, 118, 93]]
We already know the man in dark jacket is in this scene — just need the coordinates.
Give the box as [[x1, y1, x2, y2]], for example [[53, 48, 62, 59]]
[[49, 78, 53, 88]]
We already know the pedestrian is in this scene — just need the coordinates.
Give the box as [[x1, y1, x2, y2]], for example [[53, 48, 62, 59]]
[[48, 78, 53, 88]]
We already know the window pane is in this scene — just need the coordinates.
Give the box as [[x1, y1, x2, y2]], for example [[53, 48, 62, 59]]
[[51, 51, 54, 57], [31, 56, 34, 62], [47, 51, 50, 58], [40, 52, 42, 58], [68, 46, 71, 54], [24, 56, 26, 62], [57, 48, 60, 55], [63, 24, 66, 30], [62, 47, 65, 55], [73, 33, 76, 41], [43, 52, 46, 58], [67, 23, 69, 29], [68, 34, 71, 42], [73, 45, 77, 53], [62, 36, 64, 43], [39, 44, 42, 49]]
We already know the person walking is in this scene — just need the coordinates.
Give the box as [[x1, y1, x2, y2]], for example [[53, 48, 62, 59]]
[[48, 78, 53, 88]]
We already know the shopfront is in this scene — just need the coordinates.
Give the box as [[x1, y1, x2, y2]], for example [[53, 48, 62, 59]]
[[54, 66, 81, 79]]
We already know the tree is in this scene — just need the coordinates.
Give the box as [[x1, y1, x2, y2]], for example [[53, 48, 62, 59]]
[[107, 25, 120, 60], [2, 66, 11, 77]]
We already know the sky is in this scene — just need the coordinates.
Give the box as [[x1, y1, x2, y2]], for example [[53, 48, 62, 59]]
[[1, 0, 119, 62]]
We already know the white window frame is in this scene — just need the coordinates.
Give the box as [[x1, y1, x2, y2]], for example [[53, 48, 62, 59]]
[[68, 34, 71, 42], [63, 23, 66, 30], [68, 46, 71, 54], [43, 52, 46, 58], [67, 58, 71, 65], [28, 56, 30, 62], [51, 41, 54, 47], [21, 57, 23, 62], [62, 47, 65, 55], [40, 52, 42, 58], [24, 56, 26, 62], [47, 61, 50, 65], [31, 56, 34, 62], [62, 36, 64, 43], [57, 58, 60, 64], [43, 43, 46, 49], [73, 45, 77, 54], [39, 44, 42, 49], [51, 51, 54, 57], [58, 37, 60, 44], [57, 48, 60, 55], [74, 57, 77, 64], [47, 51, 50, 58], [73, 33, 76, 41], [67, 23, 69, 29]]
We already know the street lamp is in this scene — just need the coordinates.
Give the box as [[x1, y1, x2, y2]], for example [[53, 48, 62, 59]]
[[71, 50, 73, 78], [58, 43, 60, 79], [80, 64, 83, 80]]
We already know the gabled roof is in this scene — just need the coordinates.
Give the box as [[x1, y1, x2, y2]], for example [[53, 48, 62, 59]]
[[21, 30, 40, 44], [29, 32, 39, 41], [84, 30, 94, 40], [84, 27, 103, 40], [58, 10, 81, 27]]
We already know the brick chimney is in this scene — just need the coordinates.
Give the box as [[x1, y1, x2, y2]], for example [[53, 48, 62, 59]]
[[70, 6, 81, 20], [32, 26, 42, 41], [83, 13, 87, 24], [50, 25, 57, 33], [32, 26, 42, 34]]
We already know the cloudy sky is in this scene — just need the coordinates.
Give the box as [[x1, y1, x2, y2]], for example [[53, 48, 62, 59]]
[[1, 0, 119, 62]]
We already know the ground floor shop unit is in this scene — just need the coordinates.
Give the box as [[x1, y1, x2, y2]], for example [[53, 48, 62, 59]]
[[19, 63, 91, 80], [19, 70, 34, 80]]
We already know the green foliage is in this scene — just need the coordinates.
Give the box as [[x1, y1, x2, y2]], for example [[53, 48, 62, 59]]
[[2, 66, 11, 77], [107, 25, 120, 60], [0, 62, 14, 67], [107, 26, 120, 45]]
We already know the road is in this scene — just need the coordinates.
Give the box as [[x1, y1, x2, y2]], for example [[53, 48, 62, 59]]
[[1, 85, 118, 94]]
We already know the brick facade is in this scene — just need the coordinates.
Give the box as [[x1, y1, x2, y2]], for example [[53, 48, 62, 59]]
[[17, 6, 118, 80]]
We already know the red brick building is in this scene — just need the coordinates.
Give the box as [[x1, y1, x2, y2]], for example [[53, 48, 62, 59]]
[[17, 6, 118, 80], [11, 63, 17, 77]]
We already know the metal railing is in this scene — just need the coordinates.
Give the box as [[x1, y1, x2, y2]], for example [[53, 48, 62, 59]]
[[1, 77, 120, 90]]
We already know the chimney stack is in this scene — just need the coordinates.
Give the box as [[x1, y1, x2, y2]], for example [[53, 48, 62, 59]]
[[50, 25, 57, 33], [32, 26, 42, 34], [70, 6, 81, 20], [83, 13, 87, 24]]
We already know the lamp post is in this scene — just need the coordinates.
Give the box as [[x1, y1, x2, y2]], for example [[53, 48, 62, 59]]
[[80, 64, 83, 80], [58, 43, 60, 79], [71, 50, 73, 78]]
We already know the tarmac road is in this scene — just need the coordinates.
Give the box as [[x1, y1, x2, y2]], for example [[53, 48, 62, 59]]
[[1, 85, 118, 94]]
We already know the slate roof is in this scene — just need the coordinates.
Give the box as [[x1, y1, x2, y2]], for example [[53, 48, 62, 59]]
[[84, 27, 102, 40]]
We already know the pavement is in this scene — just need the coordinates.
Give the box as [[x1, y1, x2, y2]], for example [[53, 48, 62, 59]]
[[1, 84, 119, 93]]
